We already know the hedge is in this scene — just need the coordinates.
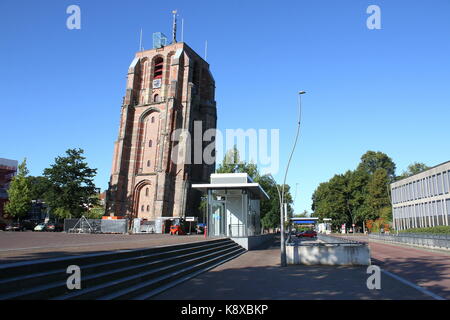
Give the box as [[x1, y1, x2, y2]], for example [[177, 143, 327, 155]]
[[399, 226, 450, 235]]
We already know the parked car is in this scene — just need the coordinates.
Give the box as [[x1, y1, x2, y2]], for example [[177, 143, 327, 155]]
[[45, 221, 63, 232], [0, 222, 7, 231], [34, 223, 47, 232], [6, 220, 38, 232], [297, 230, 317, 238], [5, 222, 26, 232], [23, 220, 38, 231]]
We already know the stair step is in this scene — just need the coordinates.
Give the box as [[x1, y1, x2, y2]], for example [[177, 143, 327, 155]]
[[135, 248, 246, 300], [0, 238, 245, 300], [104, 247, 246, 300], [0, 240, 232, 295], [1, 242, 238, 300], [0, 238, 230, 280], [54, 244, 243, 300]]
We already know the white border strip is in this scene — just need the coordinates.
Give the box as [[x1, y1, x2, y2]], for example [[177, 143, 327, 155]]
[[382, 269, 446, 300]]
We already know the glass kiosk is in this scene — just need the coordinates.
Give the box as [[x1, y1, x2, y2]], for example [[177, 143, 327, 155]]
[[192, 173, 269, 238]]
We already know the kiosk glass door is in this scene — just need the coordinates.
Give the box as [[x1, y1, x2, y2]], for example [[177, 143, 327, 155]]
[[209, 200, 226, 237]]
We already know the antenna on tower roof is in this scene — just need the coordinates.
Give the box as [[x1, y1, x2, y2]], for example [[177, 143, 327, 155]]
[[139, 28, 143, 51], [172, 10, 178, 43], [181, 18, 184, 43], [205, 40, 208, 60]]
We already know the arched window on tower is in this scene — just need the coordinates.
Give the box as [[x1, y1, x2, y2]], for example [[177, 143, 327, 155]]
[[141, 60, 148, 90], [153, 57, 164, 81], [145, 188, 149, 196], [153, 94, 159, 102]]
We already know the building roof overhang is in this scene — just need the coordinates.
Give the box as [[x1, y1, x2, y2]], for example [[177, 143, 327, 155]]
[[192, 183, 270, 200]]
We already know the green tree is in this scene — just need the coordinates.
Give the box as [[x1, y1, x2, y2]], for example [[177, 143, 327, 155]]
[[85, 207, 105, 219], [85, 193, 105, 219], [312, 175, 350, 229], [344, 169, 372, 226], [216, 146, 260, 180], [312, 151, 398, 231], [366, 168, 392, 221], [295, 210, 310, 218], [5, 159, 32, 220], [216, 147, 293, 231], [258, 177, 293, 231], [257, 175, 280, 230], [27, 176, 50, 201], [43, 149, 98, 219], [357, 151, 396, 181], [397, 162, 430, 180]]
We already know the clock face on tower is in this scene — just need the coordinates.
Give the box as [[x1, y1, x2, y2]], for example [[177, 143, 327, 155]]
[[153, 79, 162, 89]]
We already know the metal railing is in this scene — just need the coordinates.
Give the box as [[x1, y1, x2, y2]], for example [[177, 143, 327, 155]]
[[64, 218, 129, 234], [318, 234, 367, 246], [369, 233, 450, 250]]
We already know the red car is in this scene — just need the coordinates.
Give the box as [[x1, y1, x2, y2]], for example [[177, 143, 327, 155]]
[[296, 230, 317, 238], [169, 224, 186, 235]]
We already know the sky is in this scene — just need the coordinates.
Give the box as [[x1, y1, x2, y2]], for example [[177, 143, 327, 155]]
[[1, 0, 450, 214]]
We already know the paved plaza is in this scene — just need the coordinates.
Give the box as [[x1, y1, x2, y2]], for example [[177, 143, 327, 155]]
[[154, 238, 433, 300], [0, 231, 208, 264], [1, 232, 447, 300]]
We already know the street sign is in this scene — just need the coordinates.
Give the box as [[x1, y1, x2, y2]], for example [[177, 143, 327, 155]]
[[186, 217, 197, 222]]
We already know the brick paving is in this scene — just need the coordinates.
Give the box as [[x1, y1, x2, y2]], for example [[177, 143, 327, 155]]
[[0, 231, 209, 264], [153, 237, 432, 300], [324, 234, 450, 299], [1, 232, 446, 300]]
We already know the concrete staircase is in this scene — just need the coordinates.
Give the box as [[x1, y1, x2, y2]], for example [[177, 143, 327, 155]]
[[0, 238, 245, 300]]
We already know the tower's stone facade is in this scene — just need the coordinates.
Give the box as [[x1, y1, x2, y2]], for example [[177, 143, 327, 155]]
[[106, 42, 216, 220]]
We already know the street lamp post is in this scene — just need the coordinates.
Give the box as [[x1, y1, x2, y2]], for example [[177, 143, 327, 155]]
[[280, 91, 306, 267]]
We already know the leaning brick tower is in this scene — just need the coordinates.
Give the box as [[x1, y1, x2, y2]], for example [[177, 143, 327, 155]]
[[106, 28, 217, 220]]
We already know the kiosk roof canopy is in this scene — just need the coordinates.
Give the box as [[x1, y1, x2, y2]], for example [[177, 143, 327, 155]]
[[192, 173, 269, 200]]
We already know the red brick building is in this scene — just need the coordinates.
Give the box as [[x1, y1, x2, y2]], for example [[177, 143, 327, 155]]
[[106, 37, 217, 220], [0, 158, 18, 217]]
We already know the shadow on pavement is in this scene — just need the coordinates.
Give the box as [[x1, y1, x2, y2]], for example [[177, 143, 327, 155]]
[[153, 236, 432, 300]]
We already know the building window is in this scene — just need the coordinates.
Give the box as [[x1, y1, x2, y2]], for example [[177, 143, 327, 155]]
[[146, 188, 149, 196], [141, 205, 144, 212], [154, 57, 163, 80], [141, 60, 148, 90], [147, 205, 150, 212], [149, 140, 153, 148], [432, 175, 437, 196], [151, 117, 155, 123], [147, 160, 151, 167], [154, 94, 159, 102], [437, 174, 443, 195], [444, 171, 449, 194]]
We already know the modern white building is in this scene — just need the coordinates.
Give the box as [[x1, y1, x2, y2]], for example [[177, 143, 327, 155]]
[[192, 173, 269, 238], [391, 161, 450, 230]]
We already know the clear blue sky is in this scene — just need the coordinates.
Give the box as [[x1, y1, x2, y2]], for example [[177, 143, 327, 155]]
[[1, 0, 450, 214]]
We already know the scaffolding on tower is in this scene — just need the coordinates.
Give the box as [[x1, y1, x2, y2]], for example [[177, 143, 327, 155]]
[[153, 32, 168, 49]]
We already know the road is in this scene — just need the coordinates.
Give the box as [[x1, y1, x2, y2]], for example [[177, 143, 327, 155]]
[[336, 234, 450, 299]]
